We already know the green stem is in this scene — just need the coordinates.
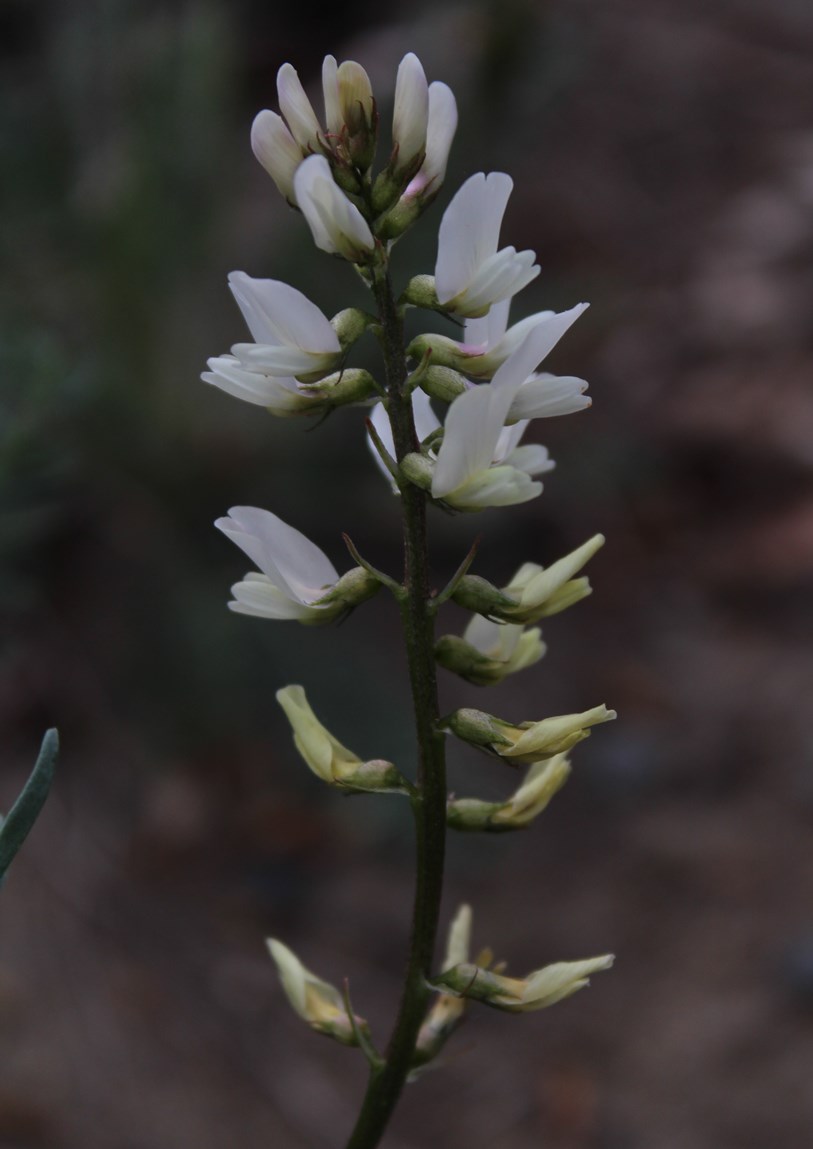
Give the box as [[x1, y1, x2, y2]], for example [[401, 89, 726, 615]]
[[343, 266, 447, 1149]]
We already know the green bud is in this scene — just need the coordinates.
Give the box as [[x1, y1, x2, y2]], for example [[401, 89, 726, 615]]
[[435, 635, 509, 686], [451, 574, 520, 618], [306, 369, 377, 409], [325, 565, 381, 609], [444, 708, 513, 749], [400, 452, 434, 491], [418, 366, 468, 403], [330, 308, 372, 351], [401, 275, 439, 310], [376, 195, 421, 241]]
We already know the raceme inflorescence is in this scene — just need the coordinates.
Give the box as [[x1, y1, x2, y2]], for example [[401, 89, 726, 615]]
[[203, 51, 615, 1149]]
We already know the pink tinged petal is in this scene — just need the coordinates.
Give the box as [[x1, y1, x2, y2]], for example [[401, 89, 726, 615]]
[[216, 507, 339, 605], [508, 373, 591, 421], [431, 383, 513, 498], [435, 172, 514, 304], [293, 155, 374, 259], [227, 272, 340, 354], [393, 53, 429, 169], [251, 110, 302, 202], [277, 63, 322, 151], [322, 55, 341, 135]]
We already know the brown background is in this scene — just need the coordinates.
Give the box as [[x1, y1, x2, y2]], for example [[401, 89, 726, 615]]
[[1, 1, 812, 1146]]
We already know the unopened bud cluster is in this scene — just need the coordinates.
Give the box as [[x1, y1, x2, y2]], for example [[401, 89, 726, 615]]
[[202, 46, 616, 1119]]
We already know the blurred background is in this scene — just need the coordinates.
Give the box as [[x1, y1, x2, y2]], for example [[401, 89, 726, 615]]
[[2, 0, 812, 1146]]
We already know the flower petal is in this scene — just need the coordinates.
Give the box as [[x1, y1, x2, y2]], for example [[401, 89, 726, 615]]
[[432, 383, 512, 498], [277, 63, 322, 151], [216, 507, 339, 604], [393, 53, 429, 169], [228, 272, 340, 354], [435, 172, 513, 305]]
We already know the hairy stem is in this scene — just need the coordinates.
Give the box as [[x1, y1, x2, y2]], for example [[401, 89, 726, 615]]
[[343, 266, 447, 1149]]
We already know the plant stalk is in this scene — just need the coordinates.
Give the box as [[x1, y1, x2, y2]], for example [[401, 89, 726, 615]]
[[343, 265, 447, 1149]]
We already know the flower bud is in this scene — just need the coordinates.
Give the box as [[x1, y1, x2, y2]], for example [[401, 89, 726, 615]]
[[404, 81, 457, 205], [433, 953, 614, 1012], [305, 369, 378, 408], [450, 574, 520, 618], [330, 307, 372, 351], [435, 618, 545, 686], [277, 63, 323, 152], [500, 535, 606, 622], [447, 754, 571, 832], [391, 53, 429, 177], [411, 905, 472, 1076], [323, 565, 381, 609], [416, 366, 468, 404], [294, 155, 375, 262], [400, 452, 434, 491], [267, 938, 369, 1045], [276, 685, 407, 792], [446, 705, 616, 765], [401, 275, 440, 310], [323, 56, 377, 170], [251, 110, 303, 204], [444, 708, 513, 749]]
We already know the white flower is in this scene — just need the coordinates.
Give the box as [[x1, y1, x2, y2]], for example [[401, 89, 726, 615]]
[[392, 53, 429, 172], [276, 685, 363, 783], [446, 753, 571, 831], [250, 110, 303, 203], [463, 615, 546, 676], [322, 56, 374, 135], [435, 172, 539, 316], [405, 82, 458, 201], [202, 356, 322, 416], [490, 754, 572, 828], [276, 62, 323, 152], [429, 384, 553, 510], [294, 155, 375, 261], [267, 938, 367, 1045], [367, 390, 441, 491], [226, 271, 341, 378], [460, 297, 589, 397], [215, 506, 343, 622], [500, 534, 606, 621], [436, 953, 615, 1012]]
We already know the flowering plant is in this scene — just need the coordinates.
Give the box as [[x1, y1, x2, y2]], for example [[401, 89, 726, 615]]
[[204, 51, 615, 1149]]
